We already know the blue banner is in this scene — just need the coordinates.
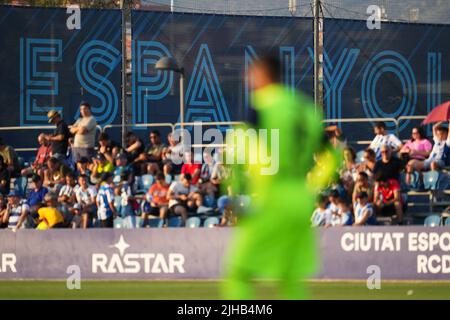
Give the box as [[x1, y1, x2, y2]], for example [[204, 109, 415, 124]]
[[324, 19, 450, 140], [131, 11, 314, 128], [0, 5, 122, 148]]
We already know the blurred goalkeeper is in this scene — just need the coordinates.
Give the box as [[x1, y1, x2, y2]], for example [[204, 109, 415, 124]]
[[221, 56, 341, 300]]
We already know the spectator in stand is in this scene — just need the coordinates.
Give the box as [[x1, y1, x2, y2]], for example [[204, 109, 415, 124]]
[[181, 150, 202, 185], [115, 172, 135, 219], [70, 102, 98, 163], [327, 189, 340, 217], [373, 145, 403, 183], [0, 194, 7, 228], [113, 153, 134, 185], [90, 153, 114, 185], [217, 196, 237, 227], [43, 110, 70, 160], [75, 174, 97, 229], [373, 147, 404, 225], [0, 137, 20, 177], [324, 125, 347, 149], [162, 132, 184, 177], [96, 172, 118, 228], [311, 193, 331, 227], [35, 192, 65, 229], [353, 191, 377, 226], [27, 174, 48, 217], [336, 198, 353, 226], [21, 133, 52, 177], [409, 121, 450, 172], [340, 147, 358, 195], [167, 173, 202, 224], [369, 121, 402, 160], [58, 172, 78, 223], [399, 126, 432, 164], [357, 148, 377, 178], [97, 132, 122, 164], [125, 132, 145, 174], [3, 190, 30, 230], [134, 130, 166, 174], [43, 157, 72, 192], [0, 155, 11, 196], [142, 172, 169, 224], [75, 157, 92, 179], [352, 171, 373, 204]]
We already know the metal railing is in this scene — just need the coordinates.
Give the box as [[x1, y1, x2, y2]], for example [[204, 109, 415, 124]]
[[0, 116, 432, 154], [0, 125, 103, 152]]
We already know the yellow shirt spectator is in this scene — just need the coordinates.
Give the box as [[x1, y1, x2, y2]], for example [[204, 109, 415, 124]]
[[97, 161, 114, 174], [37, 207, 64, 229]]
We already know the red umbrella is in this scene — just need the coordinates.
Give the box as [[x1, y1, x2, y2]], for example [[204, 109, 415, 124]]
[[422, 101, 450, 124]]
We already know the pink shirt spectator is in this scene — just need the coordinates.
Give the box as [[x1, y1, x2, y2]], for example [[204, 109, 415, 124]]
[[401, 139, 432, 160]]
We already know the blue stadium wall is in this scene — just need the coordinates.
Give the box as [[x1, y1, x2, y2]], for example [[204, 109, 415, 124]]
[[1, 5, 450, 148], [0, 6, 123, 147]]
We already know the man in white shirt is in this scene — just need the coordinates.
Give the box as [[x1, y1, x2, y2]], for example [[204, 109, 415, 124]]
[[70, 102, 98, 163], [409, 120, 450, 171], [369, 121, 402, 160]]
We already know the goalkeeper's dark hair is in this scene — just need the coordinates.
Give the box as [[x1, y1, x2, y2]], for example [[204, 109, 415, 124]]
[[253, 55, 281, 82]]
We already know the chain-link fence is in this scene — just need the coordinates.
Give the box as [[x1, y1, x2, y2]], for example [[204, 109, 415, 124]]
[[2, 1, 449, 24]]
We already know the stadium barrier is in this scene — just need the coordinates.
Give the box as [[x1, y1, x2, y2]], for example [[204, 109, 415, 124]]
[[0, 227, 449, 280]]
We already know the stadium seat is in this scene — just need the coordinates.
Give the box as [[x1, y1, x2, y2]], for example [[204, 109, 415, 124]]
[[401, 172, 422, 191], [445, 217, 450, 226], [165, 174, 173, 185], [424, 215, 441, 227], [136, 174, 154, 194], [28, 156, 36, 165], [168, 216, 183, 227], [355, 150, 365, 164], [13, 176, 28, 197], [204, 217, 219, 228], [147, 218, 164, 228], [17, 156, 25, 169], [423, 171, 439, 190], [113, 217, 123, 229], [122, 216, 137, 229], [186, 217, 201, 228]]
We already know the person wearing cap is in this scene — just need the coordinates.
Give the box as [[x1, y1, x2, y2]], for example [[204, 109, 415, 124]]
[[2, 191, 30, 230], [91, 153, 114, 184], [36, 192, 65, 230], [43, 110, 70, 159], [70, 102, 98, 163], [95, 172, 118, 228]]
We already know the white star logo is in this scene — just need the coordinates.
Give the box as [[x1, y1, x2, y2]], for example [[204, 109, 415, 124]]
[[110, 235, 130, 256]]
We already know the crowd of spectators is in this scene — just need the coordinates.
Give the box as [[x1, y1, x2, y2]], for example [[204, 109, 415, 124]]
[[0, 102, 238, 230], [0, 101, 448, 230], [313, 120, 450, 227]]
